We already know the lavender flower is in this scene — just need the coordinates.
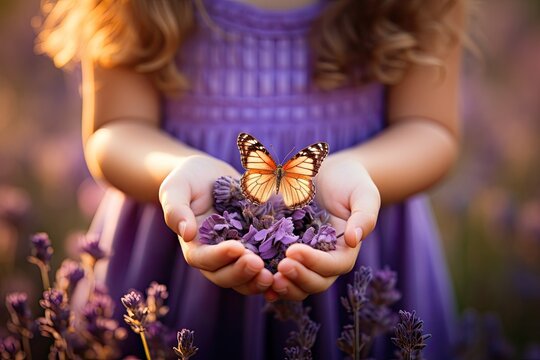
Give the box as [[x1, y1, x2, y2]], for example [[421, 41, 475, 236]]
[[55, 259, 84, 295], [240, 225, 261, 254], [6, 292, 34, 338], [392, 310, 431, 360], [213, 176, 244, 213], [257, 217, 299, 260], [337, 325, 370, 358], [266, 301, 319, 360], [199, 212, 242, 244], [38, 288, 71, 333], [341, 267, 372, 314], [174, 329, 198, 360], [201, 176, 338, 273], [284, 346, 305, 360], [29, 232, 53, 266], [286, 316, 320, 350], [368, 267, 401, 306], [338, 266, 402, 359], [121, 290, 148, 334], [82, 286, 127, 350], [79, 234, 106, 266], [291, 203, 330, 234], [38, 288, 73, 357], [338, 267, 371, 359], [146, 281, 170, 321], [301, 224, 337, 251], [0, 336, 23, 360]]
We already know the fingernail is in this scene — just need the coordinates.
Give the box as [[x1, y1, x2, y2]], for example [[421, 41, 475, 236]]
[[355, 227, 363, 244], [178, 221, 187, 238]]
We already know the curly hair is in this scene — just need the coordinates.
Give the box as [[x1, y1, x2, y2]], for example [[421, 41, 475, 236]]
[[35, 0, 467, 93]]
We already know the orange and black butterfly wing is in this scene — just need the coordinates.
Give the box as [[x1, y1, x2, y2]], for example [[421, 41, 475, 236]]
[[237, 133, 278, 205], [280, 142, 329, 209]]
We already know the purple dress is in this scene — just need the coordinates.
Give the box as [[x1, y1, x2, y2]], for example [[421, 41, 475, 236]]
[[91, 0, 456, 358]]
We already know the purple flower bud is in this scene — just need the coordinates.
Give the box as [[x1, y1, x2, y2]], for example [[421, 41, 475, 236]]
[[79, 234, 106, 262], [55, 259, 84, 293], [146, 282, 169, 320], [6, 292, 34, 338], [30, 232, 53, 265], [41, 288, 65, 309], [174, 329, 198, 360], [6, 292, 31, 320], [0, 336, 21, 358], [121, 290, 144, 310], [38, 288, 71, 335], [121, 290, 148, 334]]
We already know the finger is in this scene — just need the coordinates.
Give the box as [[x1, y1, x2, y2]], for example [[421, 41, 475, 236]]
[[277, 258, 335, 294], [286, 242, 360, 277], [232, 268, 274, 295], [159, 176, 198, 241], [179, 239, 245, 271], [344, 185, 380, 247], [271, 272, 309, 301], [200, 252, 265, 288]]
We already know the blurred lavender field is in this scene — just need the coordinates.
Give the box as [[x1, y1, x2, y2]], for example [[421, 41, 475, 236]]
[[0, 0, 539, 356]]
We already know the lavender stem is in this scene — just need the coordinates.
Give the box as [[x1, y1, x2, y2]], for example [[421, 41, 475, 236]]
[[140, 332, 152, 360], [38, 263, 50, 290], [84, 263, 96, 302], [22, 336, 32, 360], [354, 308, 360, 360]]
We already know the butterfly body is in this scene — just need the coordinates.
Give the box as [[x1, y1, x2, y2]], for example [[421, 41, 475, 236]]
[[274, 165, 284, 194], [237, 133, 329, 209]]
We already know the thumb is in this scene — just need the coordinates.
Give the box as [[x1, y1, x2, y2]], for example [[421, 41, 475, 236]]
[[344, 186, 380, 248], [159, 177, 198, 242]]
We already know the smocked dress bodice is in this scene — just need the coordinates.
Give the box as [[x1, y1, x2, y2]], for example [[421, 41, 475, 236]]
[[163, 0, 385, 169]]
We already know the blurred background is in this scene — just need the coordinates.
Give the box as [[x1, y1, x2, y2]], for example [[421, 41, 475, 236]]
[[0, 0, 539, 358]]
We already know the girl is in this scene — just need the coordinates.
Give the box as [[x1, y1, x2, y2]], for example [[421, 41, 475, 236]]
[[37, 0, 466, 358]]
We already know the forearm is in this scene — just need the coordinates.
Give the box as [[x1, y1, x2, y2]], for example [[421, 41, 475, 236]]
[[341, 118, 459, 204], [84, 120, 204, 202]]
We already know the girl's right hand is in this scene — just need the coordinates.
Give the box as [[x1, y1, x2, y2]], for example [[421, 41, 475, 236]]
[[158, 154, 274, 295]]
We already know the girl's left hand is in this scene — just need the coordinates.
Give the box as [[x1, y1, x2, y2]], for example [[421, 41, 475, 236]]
[[266, 152, 381, 301]]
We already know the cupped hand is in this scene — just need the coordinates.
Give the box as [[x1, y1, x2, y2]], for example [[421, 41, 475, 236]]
[[315, 151, 381, 247], [159, 154, 273, 294], [266, 152, 381, 301]]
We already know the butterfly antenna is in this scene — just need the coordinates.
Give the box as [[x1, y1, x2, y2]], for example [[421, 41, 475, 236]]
[[336, 232, 345, 239], [282, 146, 297, 163], [269, 144, 281, 164]]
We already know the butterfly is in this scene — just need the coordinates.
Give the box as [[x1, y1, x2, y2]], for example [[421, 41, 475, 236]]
[[237, 132, 329, 209]]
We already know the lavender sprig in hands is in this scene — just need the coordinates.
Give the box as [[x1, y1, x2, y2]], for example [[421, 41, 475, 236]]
[[199, 176, 338, 273]]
